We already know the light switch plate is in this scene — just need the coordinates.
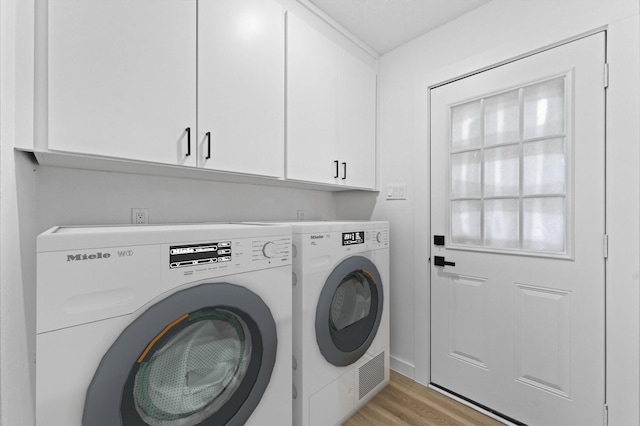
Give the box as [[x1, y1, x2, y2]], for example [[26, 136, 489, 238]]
[[386, 183, 407, 200]]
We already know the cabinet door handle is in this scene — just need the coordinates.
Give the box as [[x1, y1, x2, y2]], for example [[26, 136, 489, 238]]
[[334, 160, 339, 178], [342, 162, 347, 180], [185, 127, 191, 157], [205, 132, 211, 160]]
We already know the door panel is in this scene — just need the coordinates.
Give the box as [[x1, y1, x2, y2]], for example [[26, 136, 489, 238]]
[[198, 0, 285, 177], [430, 33, 605, 425], [48, 0, 197, 166]]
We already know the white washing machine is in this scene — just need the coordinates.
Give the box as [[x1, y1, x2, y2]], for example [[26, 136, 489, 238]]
[[249, 221, 389, 426], [36, 223, 292, 426]]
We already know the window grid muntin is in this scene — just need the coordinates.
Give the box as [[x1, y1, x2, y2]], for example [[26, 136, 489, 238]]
[[448, 76, 568, 255]]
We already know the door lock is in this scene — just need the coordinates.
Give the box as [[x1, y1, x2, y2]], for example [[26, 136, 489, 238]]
[[434, 256, 455, 267]]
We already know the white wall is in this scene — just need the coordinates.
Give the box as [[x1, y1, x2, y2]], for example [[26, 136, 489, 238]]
[[1, 0, 38, 424], [35, 167, 337, 230], [338, 0, 640, 424]]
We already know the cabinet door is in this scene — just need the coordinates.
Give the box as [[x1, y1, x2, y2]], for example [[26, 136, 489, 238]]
[[198, 0, 285, 177], [48, 0, 197, 167], [286, 13, 339, 185], [338, 48, 377, 189]]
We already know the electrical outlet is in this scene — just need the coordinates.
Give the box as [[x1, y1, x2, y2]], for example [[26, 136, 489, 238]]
[[297, 209, 305, 220], [131, 208, 148, 224]]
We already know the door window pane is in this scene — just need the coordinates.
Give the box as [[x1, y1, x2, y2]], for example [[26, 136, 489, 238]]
[[451, 200, 482, 246], [523, 78, 564, 140], [451, 151, 481, 198], [448, 76, 568, 255], [523, 198, 565, 253], [484, 90, 519, 146], [484, 145, 520, 197], [484, 199, 520, 249], [451, 100, 482, 150], [523, 138, 565, 195]]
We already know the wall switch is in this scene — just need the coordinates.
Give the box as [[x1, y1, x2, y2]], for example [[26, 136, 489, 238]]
[[386, 184, 407, 200], [131, 208, 149, 224], [297, 209, 305, 220]]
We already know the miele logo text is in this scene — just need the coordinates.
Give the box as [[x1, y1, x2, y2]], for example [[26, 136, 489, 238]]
[[66, 252, 111, 261], [310, 235, 324, 239]]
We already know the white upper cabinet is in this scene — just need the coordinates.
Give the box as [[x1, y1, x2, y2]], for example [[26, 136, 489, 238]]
[[198, 0, 285, 177], [45, 1, 375, 189], [286, 13, 377, 189], [337, 48, 377, 189], [286, 13, 339, 185], [48, 0, 197, 167]]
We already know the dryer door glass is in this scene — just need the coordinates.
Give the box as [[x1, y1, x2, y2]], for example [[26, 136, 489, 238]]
[[133, 309, 251, 426], [330, 271, 372, 331], [316, 256, 383, 367]]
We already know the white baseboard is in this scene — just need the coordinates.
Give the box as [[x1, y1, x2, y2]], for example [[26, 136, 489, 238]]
[[390, 355, 415, 378]]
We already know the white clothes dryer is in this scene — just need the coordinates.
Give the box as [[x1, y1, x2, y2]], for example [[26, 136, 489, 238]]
[[36, 223, 292, 426], [248, 221, 389, 426]]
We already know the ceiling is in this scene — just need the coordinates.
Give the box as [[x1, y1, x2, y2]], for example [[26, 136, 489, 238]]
[[308, 0, 491, 55]]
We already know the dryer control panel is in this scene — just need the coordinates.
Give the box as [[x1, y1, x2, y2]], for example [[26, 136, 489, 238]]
[[305, 227, 389, 254]]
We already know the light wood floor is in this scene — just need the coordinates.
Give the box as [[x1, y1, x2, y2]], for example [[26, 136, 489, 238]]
[[344, 370, 504, 426]]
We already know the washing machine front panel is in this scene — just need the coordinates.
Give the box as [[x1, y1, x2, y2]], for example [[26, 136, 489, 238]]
[[315, 255, 383, 366], [36, 224, 293, 426]]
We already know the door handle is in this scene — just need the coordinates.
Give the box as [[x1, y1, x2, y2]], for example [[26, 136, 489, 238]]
[[205, 131, 211, 160], [185, 127, 191, 157], [342, 162, 347, 180], [334, 160, 339, 178], [434, 256, 455, 267]]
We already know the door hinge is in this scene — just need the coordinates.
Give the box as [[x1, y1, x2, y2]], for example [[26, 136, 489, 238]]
[[603, 403, 609, 426], [604, 63, 609, 89], [603, 234, 609, 259]]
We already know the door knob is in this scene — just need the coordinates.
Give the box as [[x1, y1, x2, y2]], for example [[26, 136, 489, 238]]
[[434, 256, 455, 267]]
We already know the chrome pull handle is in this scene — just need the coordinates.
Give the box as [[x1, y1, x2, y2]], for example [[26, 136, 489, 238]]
[[342, 162, 347, 180], [334, 160, 339, 178], [434, 256, 455, 267]]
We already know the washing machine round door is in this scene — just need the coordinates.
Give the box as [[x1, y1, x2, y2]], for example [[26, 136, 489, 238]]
[[315, 255, 383, 366], [83, 283, 277, 426]]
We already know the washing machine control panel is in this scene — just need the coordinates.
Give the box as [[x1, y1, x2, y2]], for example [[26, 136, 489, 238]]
[[164, 235, 292, 288], [169, 241, 232, 269]]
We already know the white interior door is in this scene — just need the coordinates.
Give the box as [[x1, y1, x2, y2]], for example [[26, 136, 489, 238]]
[[430, 33, 606, 426]]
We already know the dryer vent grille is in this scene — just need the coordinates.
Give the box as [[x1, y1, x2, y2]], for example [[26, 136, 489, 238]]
[[358, 351, 385, 400]]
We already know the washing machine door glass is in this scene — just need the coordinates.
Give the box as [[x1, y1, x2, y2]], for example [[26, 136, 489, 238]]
[[83, 283, 278, 426], [316, 256, 383, 367], [133, 309, 251, 426]]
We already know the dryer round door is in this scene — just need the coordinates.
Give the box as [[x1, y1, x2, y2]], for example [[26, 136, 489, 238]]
[[83, 283, 277, 426], [315, 255, 384, 367]]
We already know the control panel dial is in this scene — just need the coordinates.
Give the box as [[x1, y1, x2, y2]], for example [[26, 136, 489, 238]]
[[262, 241, 279, 258]]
